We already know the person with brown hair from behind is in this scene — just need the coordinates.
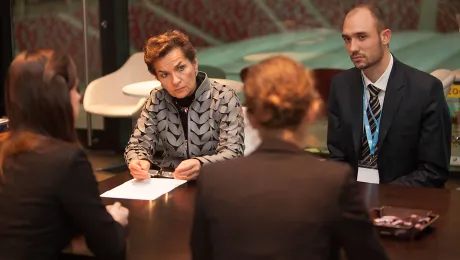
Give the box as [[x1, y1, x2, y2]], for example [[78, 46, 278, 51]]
[[191, 55, 389, 260]]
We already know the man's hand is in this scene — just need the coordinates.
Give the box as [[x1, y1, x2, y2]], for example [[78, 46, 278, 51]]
[[173, 159, 201, 180], [128, 160, 151, 180]]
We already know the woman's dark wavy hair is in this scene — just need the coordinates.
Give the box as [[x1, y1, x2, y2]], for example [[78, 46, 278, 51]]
[[0, 49, 79, 180]]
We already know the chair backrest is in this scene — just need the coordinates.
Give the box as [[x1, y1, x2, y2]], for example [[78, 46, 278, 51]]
[[118, 52, 153, 83], [83, 52, 153, 110], [312, 68, 344, 116], [430, 69, 455, 98], [199, 65, 226, 78], [455, 69, 460, 84]]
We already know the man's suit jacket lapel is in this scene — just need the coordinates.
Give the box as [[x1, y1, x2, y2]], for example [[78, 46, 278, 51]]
[[378, 58, 405, 150], [349, 69, 364, 158]]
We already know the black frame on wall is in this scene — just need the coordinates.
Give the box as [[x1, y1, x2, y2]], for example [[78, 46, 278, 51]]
[[78, 0, 131, 151], [99, 0, 130, 76], [0, 0, 13, 117]]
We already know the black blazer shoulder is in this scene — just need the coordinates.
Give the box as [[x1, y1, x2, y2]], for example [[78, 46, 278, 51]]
[[396, 58, 442, 87], [40, 138, 86, 168], [332, 66, 359, 82], [331, 57, 442, 91], [199, 142, 354, 192], [0, 137, 127, 260]]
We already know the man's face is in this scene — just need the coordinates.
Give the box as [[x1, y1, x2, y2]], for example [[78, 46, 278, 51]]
[[342, 8, 389, 70], [154, 48, 198, 99]]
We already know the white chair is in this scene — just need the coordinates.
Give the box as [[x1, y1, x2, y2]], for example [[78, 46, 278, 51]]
[[430, 69, 455, 98], [455, 69, 460, 83], [84, 52, 152, 118], [83, 52, 153, 171]]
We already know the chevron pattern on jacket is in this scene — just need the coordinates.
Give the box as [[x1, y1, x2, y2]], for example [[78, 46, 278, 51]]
[[125, 72, 245, 168]]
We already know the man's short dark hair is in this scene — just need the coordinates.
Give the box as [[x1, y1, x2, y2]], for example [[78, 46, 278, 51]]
[[346, 4, 389, 47]]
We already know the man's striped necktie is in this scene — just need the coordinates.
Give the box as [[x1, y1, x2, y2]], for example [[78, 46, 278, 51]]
[[360, 84, 381, 168]]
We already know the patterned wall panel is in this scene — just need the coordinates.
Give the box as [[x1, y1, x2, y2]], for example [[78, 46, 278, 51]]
[[13, 0, 460, 78], [436, 0, 460, 33], [73, 8, 100, 29], [311, 0, 421, 31], [133, 0, 277, 43], [310, 0, 349, 30], [265, 0, 323, 29], [129, 4, 211, 51], [13, 14, 101, 86]]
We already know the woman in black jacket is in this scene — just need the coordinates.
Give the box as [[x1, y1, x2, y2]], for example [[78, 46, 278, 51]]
[[0, 49, 128, 260]]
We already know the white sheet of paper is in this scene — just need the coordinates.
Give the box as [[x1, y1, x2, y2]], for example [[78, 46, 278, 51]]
[[100, 178, 187, 201], [357, 167, 380, 184]]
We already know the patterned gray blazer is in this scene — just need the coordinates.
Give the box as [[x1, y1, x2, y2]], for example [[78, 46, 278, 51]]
[[124, 72, 245, 168]]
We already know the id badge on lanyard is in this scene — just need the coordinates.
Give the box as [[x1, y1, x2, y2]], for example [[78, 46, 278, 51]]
[[357, 75, 381, 183]]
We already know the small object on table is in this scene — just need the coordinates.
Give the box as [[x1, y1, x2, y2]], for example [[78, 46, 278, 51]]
[[0, 118, 8, 133], [370, 206, 440, 239], [373, 214, 433, 230], [149, 167, 175, 179]]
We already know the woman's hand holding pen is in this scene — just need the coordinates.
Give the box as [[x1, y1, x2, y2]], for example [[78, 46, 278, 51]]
[[128, 159, 151, 180]]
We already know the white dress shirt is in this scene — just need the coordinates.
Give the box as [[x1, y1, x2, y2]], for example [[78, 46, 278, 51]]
[[362, 54, 394, 109]]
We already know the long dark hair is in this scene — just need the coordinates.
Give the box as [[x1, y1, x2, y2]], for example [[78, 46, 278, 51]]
[[0, 49, 79, 179]]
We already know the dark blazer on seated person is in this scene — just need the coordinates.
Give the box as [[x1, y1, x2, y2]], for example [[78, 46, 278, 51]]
[[0, 138, 126, 260], [191, 138, 389, 260], [327, 57, 451, 188]]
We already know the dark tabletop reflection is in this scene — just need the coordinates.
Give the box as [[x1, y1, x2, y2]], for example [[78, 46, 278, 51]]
[[99, 173, 460, 260]]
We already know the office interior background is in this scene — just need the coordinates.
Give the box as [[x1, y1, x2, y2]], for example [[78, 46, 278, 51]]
[[0, 0, 459, 167]]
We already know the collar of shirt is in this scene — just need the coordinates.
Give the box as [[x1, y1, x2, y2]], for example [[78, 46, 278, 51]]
[[361, 54, 394, 92]]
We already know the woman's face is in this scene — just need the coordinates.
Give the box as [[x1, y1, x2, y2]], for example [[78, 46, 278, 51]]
[[153, 48, 198, 99], [70, 84, 81, 120]]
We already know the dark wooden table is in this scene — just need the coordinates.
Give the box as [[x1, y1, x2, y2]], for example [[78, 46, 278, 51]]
[[99, 173, 460, 260]]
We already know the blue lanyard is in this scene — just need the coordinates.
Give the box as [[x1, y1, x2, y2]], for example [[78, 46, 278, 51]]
[[362, 75, 382, 156]]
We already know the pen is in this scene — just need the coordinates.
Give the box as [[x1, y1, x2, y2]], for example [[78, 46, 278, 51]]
[[147, 169, 174, 178], [147, 169, 161, 178]]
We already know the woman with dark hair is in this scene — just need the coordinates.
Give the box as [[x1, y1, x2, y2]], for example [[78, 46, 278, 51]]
[[0, 49, 128, 260], [125, 30, 245, 181], [191, 56, 389, 260]]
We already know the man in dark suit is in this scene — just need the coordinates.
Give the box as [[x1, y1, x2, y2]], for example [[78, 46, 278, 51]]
[[327, 4, 451, 188]]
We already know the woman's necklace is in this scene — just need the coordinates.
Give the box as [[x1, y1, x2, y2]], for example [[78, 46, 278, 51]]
[[173, 99, 189, 113]]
